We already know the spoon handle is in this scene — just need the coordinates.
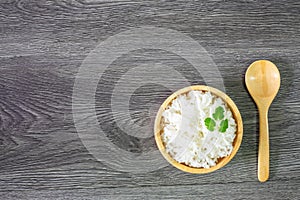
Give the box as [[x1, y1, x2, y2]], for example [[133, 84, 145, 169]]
[[258, 108, 270, 182]]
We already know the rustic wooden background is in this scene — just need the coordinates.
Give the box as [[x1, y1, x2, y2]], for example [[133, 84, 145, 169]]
[[1, 0, 299, 199]]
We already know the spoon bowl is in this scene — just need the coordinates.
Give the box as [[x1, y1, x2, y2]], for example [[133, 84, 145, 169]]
[[245, 60, 280, 182], [246, 60, 281, 104]]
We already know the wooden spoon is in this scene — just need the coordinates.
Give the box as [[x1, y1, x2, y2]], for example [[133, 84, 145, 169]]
[[245, 60, 280, 182]]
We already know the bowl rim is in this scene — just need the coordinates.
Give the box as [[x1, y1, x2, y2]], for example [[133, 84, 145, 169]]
[[154, 85, 243, 174]]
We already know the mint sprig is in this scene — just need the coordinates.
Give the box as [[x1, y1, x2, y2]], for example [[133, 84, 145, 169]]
[[204, 106, 229, 133]]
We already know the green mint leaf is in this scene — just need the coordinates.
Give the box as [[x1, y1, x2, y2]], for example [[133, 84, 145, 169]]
[[219, 119, 228, 133], [204, 117, 216, 131], [213, 106, 225, 120]]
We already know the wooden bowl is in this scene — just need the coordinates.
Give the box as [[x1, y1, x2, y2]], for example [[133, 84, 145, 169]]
[[154, 85, 243, 173]]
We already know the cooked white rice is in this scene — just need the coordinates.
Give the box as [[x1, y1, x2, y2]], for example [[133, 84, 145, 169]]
[[161, 90, 236, 168]]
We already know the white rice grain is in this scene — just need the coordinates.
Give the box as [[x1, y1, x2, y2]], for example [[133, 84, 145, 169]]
[[161, 90, 236, 168]]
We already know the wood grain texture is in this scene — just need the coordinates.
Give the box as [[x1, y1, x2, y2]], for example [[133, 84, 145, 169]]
[[0, 0, 299, 199]]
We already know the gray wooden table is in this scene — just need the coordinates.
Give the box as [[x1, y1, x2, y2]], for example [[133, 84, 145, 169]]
[[1, 0, 299, 199]]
